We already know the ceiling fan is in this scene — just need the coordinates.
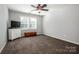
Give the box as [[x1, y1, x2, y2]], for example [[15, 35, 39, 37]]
[[31, 4, 49, 13]]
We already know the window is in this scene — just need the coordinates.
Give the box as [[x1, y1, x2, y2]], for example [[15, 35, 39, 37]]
[[30, 17, 37, 29], [20, 16, 29, 29], [20, 16, 37, 29]]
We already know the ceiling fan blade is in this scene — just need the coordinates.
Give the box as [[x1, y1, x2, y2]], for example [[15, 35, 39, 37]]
[[41, 4, 47, 8], [31, 5, 36, 8], [41, 9, 48, 11]]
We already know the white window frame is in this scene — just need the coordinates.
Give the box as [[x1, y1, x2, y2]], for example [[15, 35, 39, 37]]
[[20, 16, 37, 29]]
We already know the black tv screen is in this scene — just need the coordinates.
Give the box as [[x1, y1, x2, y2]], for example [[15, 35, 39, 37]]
[[11, 21, 20, 28]]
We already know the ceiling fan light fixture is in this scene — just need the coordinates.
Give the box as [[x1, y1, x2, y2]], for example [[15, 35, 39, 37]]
[[38, 10, 41, 13]]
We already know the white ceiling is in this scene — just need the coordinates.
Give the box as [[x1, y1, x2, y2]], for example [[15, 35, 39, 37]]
[[6, 4, 50, 16], [6, 4, 75, 16]]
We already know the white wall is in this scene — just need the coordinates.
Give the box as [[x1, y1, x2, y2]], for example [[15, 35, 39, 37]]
[[0, 5, 8, 53], [8, 10, 43, 35], [43, 5, 79, 45]]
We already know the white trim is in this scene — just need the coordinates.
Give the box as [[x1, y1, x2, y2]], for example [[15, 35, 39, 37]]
[[0, 42, 6, 53], [44, 34, 79, 45]]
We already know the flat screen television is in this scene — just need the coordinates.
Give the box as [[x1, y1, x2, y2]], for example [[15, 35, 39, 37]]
[[11, 21, 20, 28]]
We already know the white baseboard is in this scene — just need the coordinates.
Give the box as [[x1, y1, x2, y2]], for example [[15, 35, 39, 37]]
[[0, 42, 6, 53], [44, 34, 79, 45]]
